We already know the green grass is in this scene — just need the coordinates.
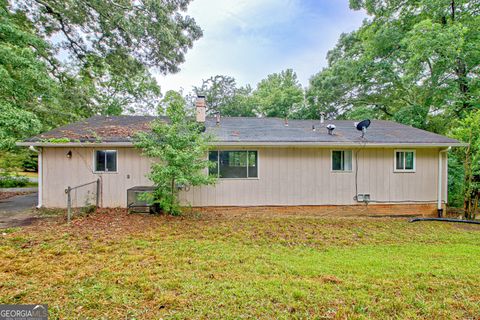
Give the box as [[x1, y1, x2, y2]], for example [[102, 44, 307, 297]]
[[15, 172, 38, 178], [1, 211, 480, 319]]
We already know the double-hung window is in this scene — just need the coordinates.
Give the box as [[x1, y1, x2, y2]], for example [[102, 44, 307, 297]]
[[331, 150, 352, 172], [209, 150, 258, 178], [94, 150, 117, 172], [395, 150, 415, 172]]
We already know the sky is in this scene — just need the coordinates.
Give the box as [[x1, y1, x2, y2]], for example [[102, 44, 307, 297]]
[[155, 0, 367, 94]]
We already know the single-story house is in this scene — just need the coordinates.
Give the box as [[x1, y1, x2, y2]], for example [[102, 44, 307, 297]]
[[18, 97, 463, 216]]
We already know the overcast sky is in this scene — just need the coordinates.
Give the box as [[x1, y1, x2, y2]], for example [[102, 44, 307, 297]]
[[155, 0, 367, 94]]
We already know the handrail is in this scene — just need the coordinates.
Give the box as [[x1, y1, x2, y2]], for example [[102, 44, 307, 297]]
[[65, 180, 98, 193], [65, 178, 101, 223]]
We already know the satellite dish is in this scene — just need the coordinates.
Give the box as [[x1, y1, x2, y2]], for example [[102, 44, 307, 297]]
[[356, 119, 371, 138], [356, 119, 371, 131]]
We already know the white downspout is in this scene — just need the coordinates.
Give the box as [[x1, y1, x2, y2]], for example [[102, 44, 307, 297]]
[[29, 146, 42, 208], [438, 147, 451, 217]]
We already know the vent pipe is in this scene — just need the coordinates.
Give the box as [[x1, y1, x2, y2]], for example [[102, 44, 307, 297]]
[[215, 112, 221, 126], [320, 112, 325, 125], [326, 124, 336, 135]]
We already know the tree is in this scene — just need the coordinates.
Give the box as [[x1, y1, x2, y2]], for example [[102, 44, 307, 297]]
[[192, 75, 237, 115], [307, 0, 480, 131], [253, 69, 304, 118], [4, 0, 202, 117], [1, 0, 202, 172], [134, 91, 216, 215], [191, 75, 256, 117], [221, 85, 256, 117], [0, 2, 53, 150], [451, 110, 480, 219]]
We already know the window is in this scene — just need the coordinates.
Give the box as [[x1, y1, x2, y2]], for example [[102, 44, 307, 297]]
[[94, 150, 117, 172], [332, 150, 352, 171], [395, 150, 415, 172], [209, 151, 258, 178]]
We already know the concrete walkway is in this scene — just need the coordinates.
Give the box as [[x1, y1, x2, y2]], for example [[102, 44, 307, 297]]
[[0, 192, 38, 228]]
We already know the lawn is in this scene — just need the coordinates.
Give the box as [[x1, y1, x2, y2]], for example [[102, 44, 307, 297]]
[[1, 210, 480, 319]]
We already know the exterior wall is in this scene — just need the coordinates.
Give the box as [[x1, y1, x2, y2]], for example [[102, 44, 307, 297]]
[[180, 147, 444, 206], [41, 147, 153, 208], [40, 146, 447, 208]]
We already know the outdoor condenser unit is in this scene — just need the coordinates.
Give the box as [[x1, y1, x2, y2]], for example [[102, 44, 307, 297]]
[[126, 186, 159, 213]]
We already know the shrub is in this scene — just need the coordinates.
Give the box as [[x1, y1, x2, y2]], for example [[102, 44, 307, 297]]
[[0, 176, 29, 188]]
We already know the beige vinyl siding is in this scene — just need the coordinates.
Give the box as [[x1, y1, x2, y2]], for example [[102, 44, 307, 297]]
[[41, 147, 153, 208], [40, 146, 446, 208], [181, 148, 442, 206]]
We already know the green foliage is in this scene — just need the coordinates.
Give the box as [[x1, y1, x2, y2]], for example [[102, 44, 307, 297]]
[[308, 0, 480, 130], [10, 0, 202, 117], [0, 175, 29, 188], [192, 75, 256, 117], [20, 153, 37, 172], [42, 137, 71, 143], [221, 85, 256, 117], [193, 75, 236, 115], [0, 0, 202, 154], [253, 69, 304, 118], [0, 150, 37, 173], [0, 3, 53, 149], [451, 110, 480, 218], [134, 91, 216, 215], [448, 155, 465, 208]]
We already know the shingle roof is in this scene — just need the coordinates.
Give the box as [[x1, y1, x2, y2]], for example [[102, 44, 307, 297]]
[[21, 115, 461, 146]]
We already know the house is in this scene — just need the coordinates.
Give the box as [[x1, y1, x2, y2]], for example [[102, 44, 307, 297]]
[[18, 97, 463, 216]]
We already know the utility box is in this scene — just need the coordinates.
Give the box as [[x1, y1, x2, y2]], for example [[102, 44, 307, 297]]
[[127, 186, 160, 213], [356, 194, 371, 203]]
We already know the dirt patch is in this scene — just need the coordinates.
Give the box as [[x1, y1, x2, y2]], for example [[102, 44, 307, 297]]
[[0, 192, 30, 201]]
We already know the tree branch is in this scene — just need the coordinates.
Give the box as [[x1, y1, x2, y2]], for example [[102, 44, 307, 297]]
[[32, 0, 87, 59]]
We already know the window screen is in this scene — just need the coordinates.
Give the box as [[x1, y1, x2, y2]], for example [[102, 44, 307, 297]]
[[395, 151, 415, 171], [332, 150, 352, 171], [209, 151, 258, 178], [95, 150, 117, 172]]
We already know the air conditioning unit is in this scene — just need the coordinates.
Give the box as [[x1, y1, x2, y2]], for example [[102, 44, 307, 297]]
[[127, 186, 160, 213], [356, 193, 371, 203]]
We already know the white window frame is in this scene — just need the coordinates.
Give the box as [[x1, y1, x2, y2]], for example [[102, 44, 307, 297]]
[[331, 150, 353, 172], [93, 149, 118, 173], [209, 150, 259, 180], [394, 149, 416, 173]]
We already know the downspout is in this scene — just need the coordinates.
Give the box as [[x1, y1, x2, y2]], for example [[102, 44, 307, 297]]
[[29, 146, 42, 208], [437, 147, 451, 217]]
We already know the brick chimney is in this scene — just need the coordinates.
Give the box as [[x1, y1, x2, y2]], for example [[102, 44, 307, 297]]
[[195, 95, 206, 123]]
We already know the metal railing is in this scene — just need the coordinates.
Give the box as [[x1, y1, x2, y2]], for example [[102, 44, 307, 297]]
[[65, 178, 100, 223]]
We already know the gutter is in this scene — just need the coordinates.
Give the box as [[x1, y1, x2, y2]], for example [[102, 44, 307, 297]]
[[16, 141, 466, 148], [437, 147, 451, 217], [28, 146, 42, 208]]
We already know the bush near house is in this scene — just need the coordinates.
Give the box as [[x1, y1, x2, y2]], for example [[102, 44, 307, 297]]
[[0, 175, 29, 188]]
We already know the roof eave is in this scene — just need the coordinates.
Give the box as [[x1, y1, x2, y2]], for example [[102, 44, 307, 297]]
[[212, 141, 466, 147], [16, 141, 466, 148]]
